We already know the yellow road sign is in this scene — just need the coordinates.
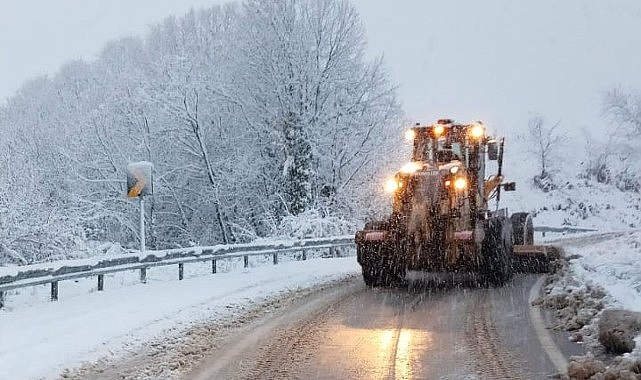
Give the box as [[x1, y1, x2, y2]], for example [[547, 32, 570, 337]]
[[126, 162, 153, 198]]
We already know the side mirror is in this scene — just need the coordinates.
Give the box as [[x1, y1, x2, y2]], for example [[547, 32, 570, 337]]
[[502, 182, 516, 191], [487, 140, 498, 160]]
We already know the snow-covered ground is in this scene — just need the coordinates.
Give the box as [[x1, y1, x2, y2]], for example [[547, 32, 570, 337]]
[[552, 230, 641, 313], [0, 255, 361, 379]]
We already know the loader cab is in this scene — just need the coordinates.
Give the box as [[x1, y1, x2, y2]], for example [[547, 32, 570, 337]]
[[408, 121, 472, 167], [406, 120, 491, 200], [435, 139, 463, 164]]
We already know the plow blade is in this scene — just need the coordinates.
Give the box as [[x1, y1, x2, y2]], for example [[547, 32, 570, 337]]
[[512, 245, 559, 273]]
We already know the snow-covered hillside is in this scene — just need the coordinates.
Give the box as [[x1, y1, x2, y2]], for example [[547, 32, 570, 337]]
[[506, 178, 641, 231]]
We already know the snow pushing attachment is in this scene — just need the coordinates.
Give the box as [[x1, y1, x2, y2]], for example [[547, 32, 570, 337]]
[[355, 119, 556, 287]]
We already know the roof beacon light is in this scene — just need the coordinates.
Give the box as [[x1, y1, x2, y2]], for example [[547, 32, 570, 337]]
[[470, 123, 485, 139], [433, 124, 445, 137]]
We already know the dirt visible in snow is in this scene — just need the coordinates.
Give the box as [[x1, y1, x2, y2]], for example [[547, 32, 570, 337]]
[[532, 252, 605, 347], [563, 354, 641, 380], [533, 248, 641, 379], [598, 310, 641, 355]]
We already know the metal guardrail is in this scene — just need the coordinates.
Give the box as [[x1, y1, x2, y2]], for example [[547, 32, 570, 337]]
[[0, 235, 355, 308]]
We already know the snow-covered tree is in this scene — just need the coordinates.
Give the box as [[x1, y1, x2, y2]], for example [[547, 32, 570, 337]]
[[526, 115, 567, 192], [0, 0, 400, 263], [233, 0, 401, 219], [601, 88, 641, 192]]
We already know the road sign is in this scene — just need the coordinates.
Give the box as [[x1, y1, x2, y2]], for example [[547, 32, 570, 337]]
[[126, 161, 153, 198]]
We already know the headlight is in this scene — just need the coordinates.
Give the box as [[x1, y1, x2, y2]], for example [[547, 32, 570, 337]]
[[405, 129, 416, 141], [399, 161, 422, 174], [384, 178, 401, 193], [454, 177, 467, 190]]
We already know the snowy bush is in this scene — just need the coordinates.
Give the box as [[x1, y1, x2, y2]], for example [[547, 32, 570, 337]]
[[533, 173, 557, 192], [275, 209, 355, 240]]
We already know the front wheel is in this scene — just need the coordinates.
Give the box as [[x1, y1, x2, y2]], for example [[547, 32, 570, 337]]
[[511, 212, 534, 245], [482, 217, 514, 286], [358, 244, 405, 287]]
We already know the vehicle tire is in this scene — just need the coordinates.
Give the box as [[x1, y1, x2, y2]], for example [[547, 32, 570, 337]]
[[500, 219, 514, 282], [511, 212, 534, 245], [383, 259, 406, 287], [362, 263, 381, 286], [483, 217, 514, 286], [359, 244, 405, 287], [358, 244, 383, 286]]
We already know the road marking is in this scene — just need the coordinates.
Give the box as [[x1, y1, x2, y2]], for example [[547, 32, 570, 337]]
[[528, 275, 568, 374]]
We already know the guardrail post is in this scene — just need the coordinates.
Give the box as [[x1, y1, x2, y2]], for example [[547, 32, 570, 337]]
[[0, 291, 4, 309], [140, 268, 147, 284], [178, 263, 184, 280], [244, 255, 249, 268], [212, 260, 217, 274], [302, 250, 307, 261], [273, 253, 278, 265], [97, 274, 104, 291], [51, 281, 58, 301]]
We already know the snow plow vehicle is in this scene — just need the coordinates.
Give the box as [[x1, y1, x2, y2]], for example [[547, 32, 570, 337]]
[[355, 119, 555, 286]]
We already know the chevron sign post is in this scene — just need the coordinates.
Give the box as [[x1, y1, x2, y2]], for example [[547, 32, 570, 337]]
[[127, 162, 154, 259]]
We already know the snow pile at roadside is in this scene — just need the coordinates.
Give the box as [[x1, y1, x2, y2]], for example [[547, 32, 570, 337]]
[[534, 230, 641, 378], [565, 231, 641, 313], [505, 175, 641, 376]]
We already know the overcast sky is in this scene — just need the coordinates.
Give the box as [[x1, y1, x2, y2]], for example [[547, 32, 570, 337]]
[[2, 0, 641, 138]]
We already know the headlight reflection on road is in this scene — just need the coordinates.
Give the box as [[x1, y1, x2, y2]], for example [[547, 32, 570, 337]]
[[319, 325, 433, 379], [374, 328, 433, 379], [396, 329, 414, 380], [378, 329, 395, 350]]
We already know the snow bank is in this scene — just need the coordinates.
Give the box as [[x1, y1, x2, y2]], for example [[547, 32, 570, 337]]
[[535, 229, 641, 378]]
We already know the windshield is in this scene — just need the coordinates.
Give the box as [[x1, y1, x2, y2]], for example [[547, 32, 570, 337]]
[[413, 135, 465, 165]]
